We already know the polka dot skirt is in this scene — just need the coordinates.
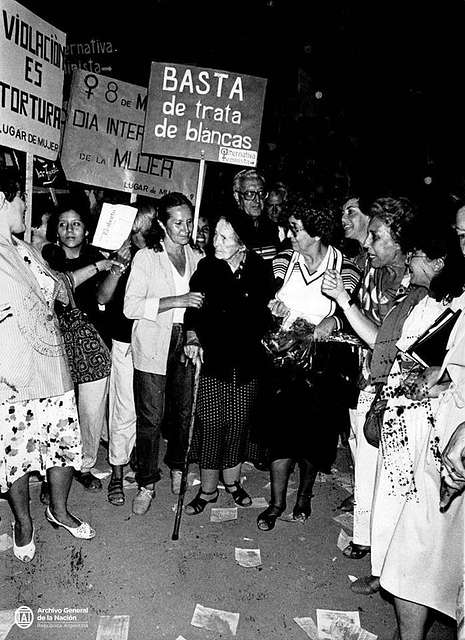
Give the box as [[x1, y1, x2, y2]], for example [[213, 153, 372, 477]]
[[189, 371, 258, 470]]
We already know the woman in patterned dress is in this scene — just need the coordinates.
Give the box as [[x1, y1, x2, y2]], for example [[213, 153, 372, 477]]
[[0, 174, 95, 564]]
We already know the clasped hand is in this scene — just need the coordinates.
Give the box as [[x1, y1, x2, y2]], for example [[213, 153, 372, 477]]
[[321, 269, 345, 301]]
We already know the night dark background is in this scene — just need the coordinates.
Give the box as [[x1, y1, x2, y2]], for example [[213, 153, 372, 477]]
[[19, 0, 465, 208]]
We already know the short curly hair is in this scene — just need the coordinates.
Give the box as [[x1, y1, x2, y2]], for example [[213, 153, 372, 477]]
[[288, 193, 339, 245], [369, 197, 417, 253]]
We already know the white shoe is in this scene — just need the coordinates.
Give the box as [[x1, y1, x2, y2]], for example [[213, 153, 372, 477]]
[[132, 486, 155, 515], [170, 470, 182, 495], [11, 523, 35, 562], [45, 507, 96, 539]]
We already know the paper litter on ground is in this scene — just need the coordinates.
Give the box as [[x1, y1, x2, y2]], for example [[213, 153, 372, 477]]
[[337, 528, 353, 551], [330, 619, 377, 640], [210, 507, 238, 522], [191, 604, 240, 636], [92, 469, 112, 480], [0, 610, 15, 640], [316, 609, 361, 640], [95, 615, 130, 640], [332, 513, 354, 532], [0, 534, 13, 552], [250, 497, 269, 508], [348, 575, 358, 582], [234, 547, 262, 567], [293, 616, 319, 640], [175, 636, 188, 640]]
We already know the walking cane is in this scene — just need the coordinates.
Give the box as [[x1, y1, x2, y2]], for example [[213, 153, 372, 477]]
[[172, 358, 202, 541]]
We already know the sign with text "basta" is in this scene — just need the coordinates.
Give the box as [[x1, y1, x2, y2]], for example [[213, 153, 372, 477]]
[[60, 70, 199, 200], [0, 0, 66, 159], [142, 62, 267, 167]]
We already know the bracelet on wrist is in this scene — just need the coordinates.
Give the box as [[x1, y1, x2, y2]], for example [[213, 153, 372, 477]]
[[93, 262, 99, 273]]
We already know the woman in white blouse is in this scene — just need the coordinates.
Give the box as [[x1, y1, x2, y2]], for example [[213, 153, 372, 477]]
[[124, 193, 203, 515], [257, 195, 360, 531]]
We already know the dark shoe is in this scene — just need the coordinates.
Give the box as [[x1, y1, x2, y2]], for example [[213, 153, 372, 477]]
[[257, 505, 285, 531], [40, 481, 50, 505], [337, 493, 355, 512], [107, 475, 125, 506], [350, 575, 380, 595], [343, 541, 370, 559], [224, 481, 252, 507], [74, 471, 102, 492], [184, 488, 219, 515], [292, 493, 312, 522]]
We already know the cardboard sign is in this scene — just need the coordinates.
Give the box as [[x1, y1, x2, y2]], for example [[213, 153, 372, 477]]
[[92, 203, 137, 250], [61, 70, 199, 200], [0, 0, 66, 159], [143, 62, 267, 167]]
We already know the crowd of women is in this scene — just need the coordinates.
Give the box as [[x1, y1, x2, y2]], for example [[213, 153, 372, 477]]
[[0, 166, 464, 640]]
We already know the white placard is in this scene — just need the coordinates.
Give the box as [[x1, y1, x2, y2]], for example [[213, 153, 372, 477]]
[[92, 203, 137, 251]]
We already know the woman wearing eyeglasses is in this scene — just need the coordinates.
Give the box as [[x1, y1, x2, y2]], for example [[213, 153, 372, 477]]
[[0, 174, 95, 564], [256, 194, 360, 531], [369, 216, 465, 640]]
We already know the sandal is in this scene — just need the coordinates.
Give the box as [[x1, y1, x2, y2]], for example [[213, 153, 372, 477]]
[[342, 541, 370, 559], [224, 481, 252, 507], [184, 488, 219, 515], [292, 493, 312, 522], [74, 471, 102, 492], [107, 475, 125, 506], [257, 505, 285, 531]]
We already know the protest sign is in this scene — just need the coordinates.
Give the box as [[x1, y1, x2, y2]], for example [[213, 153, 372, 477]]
[[0, 0, 66, 159], [61, 70, 199, 200], [142, 62, 267, 167], [92, 203, 137, 251]]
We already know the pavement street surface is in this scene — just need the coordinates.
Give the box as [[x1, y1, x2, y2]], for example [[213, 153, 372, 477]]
[[0, 442, 456, 640]]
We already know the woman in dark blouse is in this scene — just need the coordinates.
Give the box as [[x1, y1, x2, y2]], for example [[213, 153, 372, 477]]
[[183, 211, 273, 514]]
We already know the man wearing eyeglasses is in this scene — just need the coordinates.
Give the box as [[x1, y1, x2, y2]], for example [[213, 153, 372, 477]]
[[232, 169, 281, 261]]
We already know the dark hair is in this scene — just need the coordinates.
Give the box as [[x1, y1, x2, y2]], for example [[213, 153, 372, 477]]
[[46, 196, 93, 244], [370, 196, 418, 253], [413, 223, 465, 302], [287, 193, 339, 245], [42, 242, 66, 271], [0, 171, 21, 202], [145, 192, 193, 252]]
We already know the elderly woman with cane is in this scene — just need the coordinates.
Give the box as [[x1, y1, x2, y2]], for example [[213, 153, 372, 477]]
[[183, 211, 274, 514]]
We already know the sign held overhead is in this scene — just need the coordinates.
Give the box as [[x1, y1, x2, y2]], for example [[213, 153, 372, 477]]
[[0, 0, 66, 159], [143, 62, 267, 167], [61, 70, 199, 200]]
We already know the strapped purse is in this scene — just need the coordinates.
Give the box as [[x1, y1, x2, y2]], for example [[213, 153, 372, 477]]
[[58, 274, 111, 385], [363, 383, 387, 448]]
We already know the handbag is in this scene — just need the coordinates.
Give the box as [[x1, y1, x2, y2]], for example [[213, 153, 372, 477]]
[[58, 274, 111, 385], [363, 383, 387, 448]]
